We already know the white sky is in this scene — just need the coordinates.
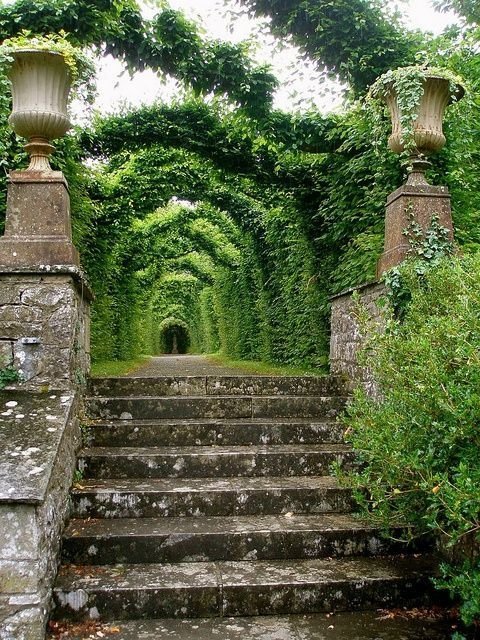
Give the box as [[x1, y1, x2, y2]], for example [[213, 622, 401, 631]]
[[92, 0, 457, 115]]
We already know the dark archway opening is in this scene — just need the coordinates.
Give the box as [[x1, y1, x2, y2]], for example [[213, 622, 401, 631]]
[[160, 324, 191, 354]]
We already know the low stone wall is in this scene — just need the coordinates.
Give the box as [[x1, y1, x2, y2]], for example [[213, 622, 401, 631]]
[[0, 267, 91, 390], [329, 281, 387, 393], [0, 391, 82, 640]]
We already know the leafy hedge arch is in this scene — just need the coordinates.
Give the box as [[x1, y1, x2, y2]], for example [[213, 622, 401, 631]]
[[0, 0, 478, 372]]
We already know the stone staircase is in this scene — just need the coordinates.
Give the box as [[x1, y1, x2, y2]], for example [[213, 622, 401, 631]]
[[51, 375, 437, 625]]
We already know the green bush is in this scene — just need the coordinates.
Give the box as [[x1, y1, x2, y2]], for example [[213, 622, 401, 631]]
[[339, 253, 480, 630]]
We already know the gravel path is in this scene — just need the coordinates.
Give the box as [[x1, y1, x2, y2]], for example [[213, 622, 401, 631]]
[[127, 355, 271, 377]]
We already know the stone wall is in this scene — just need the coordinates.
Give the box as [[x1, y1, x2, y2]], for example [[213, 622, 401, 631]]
[[0, 267, 91, 390], [0, 267, 91, 638], [329, 282, 386, 393], [0, 392, 82, 640]]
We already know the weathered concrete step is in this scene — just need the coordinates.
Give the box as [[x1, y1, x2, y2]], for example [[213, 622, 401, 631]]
[[78, 445, 354, 479], [47, 611, 455, 640], [52, 555, 439, 621], [88, 419, 346, 447], [71, 476, 353, 518], [89, 376, 345, 398], [86, 396, 347, 421], [62, 514, 422, 565]]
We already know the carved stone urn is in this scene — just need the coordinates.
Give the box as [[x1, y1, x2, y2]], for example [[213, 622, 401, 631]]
[[382, 74, 464, 184], [7, 49, 72, 171]]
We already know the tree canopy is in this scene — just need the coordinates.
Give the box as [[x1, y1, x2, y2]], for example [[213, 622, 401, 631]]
[[234, 0, 426, 94]]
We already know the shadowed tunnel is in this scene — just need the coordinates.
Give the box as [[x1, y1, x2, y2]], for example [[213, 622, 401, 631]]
[[159, 320, 191, 354]]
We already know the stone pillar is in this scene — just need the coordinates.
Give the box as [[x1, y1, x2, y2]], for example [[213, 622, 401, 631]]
[[0, 268, 91, 390], [377, 181, 453, 277], [0, 173, 92, 390]]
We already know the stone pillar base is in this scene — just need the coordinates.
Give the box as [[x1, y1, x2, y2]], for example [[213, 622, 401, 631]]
[[0, 170, 79, 269], [0, 238, 79, 268], [377, 183, 453, 277], [0, 267, 92, 390]]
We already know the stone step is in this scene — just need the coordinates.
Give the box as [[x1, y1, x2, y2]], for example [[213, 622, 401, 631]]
[[87, 419, 346, 447], [52, 555, 439, 622], [89, 376, 345, 398], [78, 444, 354, 479], [46, 611, 455, 640], [62, 514, 423, 565], [71, 476, 353, 518], [86, 395, 347, 421]]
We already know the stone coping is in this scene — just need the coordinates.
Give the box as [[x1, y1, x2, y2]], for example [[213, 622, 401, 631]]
[[9, 169, 68, 187], [0, 390, 75, 504], [329, 280, 382, 302], [386, 182, 450, 205], [0, 265, 94, 302]]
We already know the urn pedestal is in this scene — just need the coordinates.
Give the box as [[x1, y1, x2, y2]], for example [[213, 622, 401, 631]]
[[376, 183, 453, 277], [0, 49, 79, 269], [0, 47, 90, 391], [0, 171, 80, 268], [330, 71, 463, 389], [376, 73, 463, 276]]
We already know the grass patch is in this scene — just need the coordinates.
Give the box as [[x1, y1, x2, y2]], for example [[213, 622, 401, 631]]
[[91, 356, 151, 378], [205, 353, 327, 376]]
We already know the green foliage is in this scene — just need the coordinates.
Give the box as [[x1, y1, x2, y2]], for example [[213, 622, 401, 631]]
[[0, 365, 21, 390], [0, 0, 478, 379], [339, 254, 480, 627], [384, 214, 455, 320], [234, 0, 425, 95], [150, 8, 277, 114], [0, 0, 277, 114], [437, 560, 480, 629], [433, 0, 480, 24], [80, 29, 479, 367]]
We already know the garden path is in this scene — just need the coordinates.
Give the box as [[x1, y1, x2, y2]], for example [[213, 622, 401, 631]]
[[127, 355, 272, 377]]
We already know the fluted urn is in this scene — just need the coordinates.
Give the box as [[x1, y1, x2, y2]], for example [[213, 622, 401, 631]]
[[7, 49, 72, 171], [384, 75, 463, 156]]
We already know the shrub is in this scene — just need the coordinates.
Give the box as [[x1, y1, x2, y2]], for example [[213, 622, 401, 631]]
[[339, 253, 480, 631]]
